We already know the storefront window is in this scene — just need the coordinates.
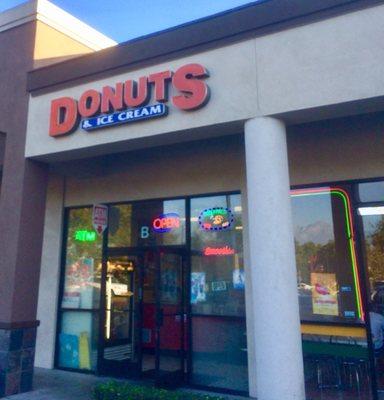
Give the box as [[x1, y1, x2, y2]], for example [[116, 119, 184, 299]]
[[291, 188, 363, 324], [357, 181, 384, 203], [61, 208, 102, 310], [59, 195, 246, 389], [58, 207, 102, 371], [190, 194, 247, 392], [293, 187, 371, 400], [59, 312, 99, 371], [108, 199, 186, 247], [359, 187, 384, 392]]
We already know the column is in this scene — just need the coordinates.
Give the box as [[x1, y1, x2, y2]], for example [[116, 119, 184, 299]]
[[0, 158, 48, 397], [35, 173, 65, 368], [244, 117, 305, 400]]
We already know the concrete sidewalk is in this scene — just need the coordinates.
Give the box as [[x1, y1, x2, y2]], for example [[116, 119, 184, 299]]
[[5, 368, 248, 400], [5, 368, 108, 400]]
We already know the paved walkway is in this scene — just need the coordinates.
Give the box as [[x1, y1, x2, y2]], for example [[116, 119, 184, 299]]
[[6, 368, 249, 399], [10, 368, 383, 400]]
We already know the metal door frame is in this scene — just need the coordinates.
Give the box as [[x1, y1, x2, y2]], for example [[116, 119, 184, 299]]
[[98, 248, 144, 377], [154, 248, 187, 387], [99, 246, 187, 385]]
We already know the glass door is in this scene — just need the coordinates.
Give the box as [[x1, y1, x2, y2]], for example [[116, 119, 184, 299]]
[[100, 255, 142, 377], [99, 249, 187, 384], [155, 251, 186, 387], [141, 250, 157, 376]]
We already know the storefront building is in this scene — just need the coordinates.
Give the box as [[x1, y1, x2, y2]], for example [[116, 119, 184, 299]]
[[11, 0, 384, 399]]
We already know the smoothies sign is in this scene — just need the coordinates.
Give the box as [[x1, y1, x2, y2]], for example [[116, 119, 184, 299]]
[[49, 63, 210, 136]]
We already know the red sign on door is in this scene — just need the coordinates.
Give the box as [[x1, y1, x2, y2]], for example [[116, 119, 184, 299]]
[[92, 204, 108, 235]]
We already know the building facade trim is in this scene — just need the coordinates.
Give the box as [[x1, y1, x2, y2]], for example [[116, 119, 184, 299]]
[[0, 0, 116, 50], [27, 0, 382, 93]]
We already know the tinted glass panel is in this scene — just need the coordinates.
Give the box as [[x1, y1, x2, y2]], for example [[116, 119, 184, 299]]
[[102, 255, 141, 372], [292, 188, 362, 323], [358, 181, 384, 203], [190, 194, 247, 392], [62, 208, 102, 309], [58, 311, 99, 371], [108, 200, 185, 247], [59, 207, 102, 372], [191, 317, 248, 392], [190, 194, 244, 317], [360, 207, 384, 391]]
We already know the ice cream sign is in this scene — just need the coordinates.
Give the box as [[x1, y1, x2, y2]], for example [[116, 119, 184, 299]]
[[49, 63, 210, 137]]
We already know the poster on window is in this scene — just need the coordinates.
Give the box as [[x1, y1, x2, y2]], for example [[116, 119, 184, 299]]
[[59, 333, 79, 369], [62, 257, 94, 309], [161, 268, 178, 304], [233, 269, 245, 290], [191, 272, 206, 304], [311, 272, 339, 316]]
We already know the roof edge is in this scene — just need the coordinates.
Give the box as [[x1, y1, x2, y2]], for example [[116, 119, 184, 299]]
[[28, 0, 384, 93], [0, 1, 37, 33], [0, 0, 116, 50], [36, 0, 116, 50]]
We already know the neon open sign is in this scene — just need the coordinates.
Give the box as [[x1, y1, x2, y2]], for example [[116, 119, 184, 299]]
[[152, 213, 180, 233], [199, 207, 234, 231]]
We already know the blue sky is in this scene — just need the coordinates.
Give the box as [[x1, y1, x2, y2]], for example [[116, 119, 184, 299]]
[[0, 0, 257, 43]]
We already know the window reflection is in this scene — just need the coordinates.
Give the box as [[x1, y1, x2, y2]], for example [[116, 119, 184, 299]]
[[108, 200, 186, 247], [62, 208, 102, 310], [191, 195, 244, 317], [358, 181, 384, 203], [360, 208, 384, 392], [360, 211, 384, 303], [59, 207, 102, 371], [294, 188, 371, 400], [291, 188, 362, 323], [190, 194, 247, 392], [59, 312, 99, 371]]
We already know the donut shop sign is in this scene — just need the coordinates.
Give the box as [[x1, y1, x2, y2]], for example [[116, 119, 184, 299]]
[[49, 63, 210, 137]]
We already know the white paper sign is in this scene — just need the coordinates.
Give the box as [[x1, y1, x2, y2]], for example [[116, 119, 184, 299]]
[[92, 204, 108, 235]]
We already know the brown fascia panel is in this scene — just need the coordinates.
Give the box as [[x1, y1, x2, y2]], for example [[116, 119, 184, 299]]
[[27, 0, 384, 93]]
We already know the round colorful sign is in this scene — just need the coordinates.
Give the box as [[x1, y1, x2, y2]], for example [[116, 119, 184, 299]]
[[198, 207, 234, 231]]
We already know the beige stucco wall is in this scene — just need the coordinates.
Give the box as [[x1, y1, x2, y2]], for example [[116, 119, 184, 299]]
[[35, 173, 64, 368], [26, 2, 384, 161], [287, 113, 384, 185], [26, 39, 257, 160], [34, 20, 94, 68], [59, 113, 384, 207], [63, 135, 245, 206]]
